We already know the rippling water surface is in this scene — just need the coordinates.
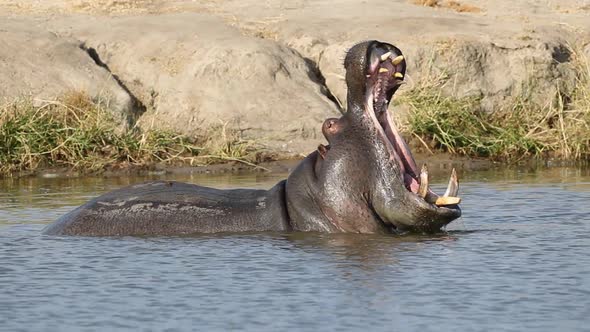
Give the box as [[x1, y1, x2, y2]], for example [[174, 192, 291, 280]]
[[1, 166, 589, 331]]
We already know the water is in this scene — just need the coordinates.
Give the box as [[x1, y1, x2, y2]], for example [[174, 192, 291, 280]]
[[1, 166, 590, 331]]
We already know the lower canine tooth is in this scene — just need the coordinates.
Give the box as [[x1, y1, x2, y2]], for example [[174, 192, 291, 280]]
[[391, 55, 404, 65], [443, 168, 459, 197], [379, 68, 389, 73], [418, 164, 429, 199], [394, 72, 404, 79], [435, 196, 461, 206]]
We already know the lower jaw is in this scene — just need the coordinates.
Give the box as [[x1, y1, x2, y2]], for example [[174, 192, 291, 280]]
[[374, 109, 423, 195], [370, 104, 461, 207]]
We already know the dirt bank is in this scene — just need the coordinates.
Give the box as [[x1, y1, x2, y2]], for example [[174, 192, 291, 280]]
[[1, 0, 589, 167]]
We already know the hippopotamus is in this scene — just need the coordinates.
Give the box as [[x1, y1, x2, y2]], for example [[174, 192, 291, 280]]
[[43, 40, 461, 236]]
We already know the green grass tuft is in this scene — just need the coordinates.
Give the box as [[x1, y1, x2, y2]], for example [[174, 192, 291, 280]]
[[398, 45, 590, 161], [0, 92, 264, 176]]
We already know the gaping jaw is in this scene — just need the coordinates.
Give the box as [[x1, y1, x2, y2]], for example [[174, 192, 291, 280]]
[[359, 41, 462, 231]]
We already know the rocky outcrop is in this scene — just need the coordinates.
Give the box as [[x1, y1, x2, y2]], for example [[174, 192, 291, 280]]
[[305, 35, 581, 113], [278, 14, 588, 114], [0, 0, 589, 154], [66, 14, 341, 153], [0, 21, 133, 126]]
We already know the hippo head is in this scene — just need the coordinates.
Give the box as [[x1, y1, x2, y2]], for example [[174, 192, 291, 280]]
[[286, 40, 461, 234]]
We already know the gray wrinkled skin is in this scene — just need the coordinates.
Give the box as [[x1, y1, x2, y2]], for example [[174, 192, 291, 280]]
[[43, 181, 290, 236], [286, 41, 460, 234], [44, 40, 460, 236]]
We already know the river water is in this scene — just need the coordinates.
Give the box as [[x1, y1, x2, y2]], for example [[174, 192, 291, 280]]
[[1, 165, 589, 331]]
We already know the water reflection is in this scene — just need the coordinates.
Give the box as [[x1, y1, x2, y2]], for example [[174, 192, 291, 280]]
[[1, 164, 590, 331], [284, 232, 459, 269], [0, 164, 584, 214]]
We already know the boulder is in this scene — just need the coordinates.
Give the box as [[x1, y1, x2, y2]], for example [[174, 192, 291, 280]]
[[217, 0, 589, 112], [1, 0, 589, 153], [66, 14, 341, 153], [0, 21, 133, 124], [286, 33, 582, 114]]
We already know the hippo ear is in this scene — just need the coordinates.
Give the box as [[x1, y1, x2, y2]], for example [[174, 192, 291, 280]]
[[317, 144, 329, 159]]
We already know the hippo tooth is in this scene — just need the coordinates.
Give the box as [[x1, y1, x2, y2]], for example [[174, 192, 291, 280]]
[[394, 72, 404, 79], [391, 55, 404, 65], [380, 51, 392, 61], [379, 67, 389, 73], [443, 168, 459, 197], [418, 164, 429, 199], [435, 196, 461, 206]]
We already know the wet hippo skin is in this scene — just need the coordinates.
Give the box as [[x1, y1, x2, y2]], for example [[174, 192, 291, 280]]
[[43, 40, 461, 236]]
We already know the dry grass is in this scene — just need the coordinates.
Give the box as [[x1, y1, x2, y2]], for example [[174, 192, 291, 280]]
[[0, 92, 267, 176], [71, 0, 156, 14], [223, 15, 285, 41], [413, 0, 440, 6], [446, 1, 481, 13], [412, 0, 482, 13], [397, 44, 590, 161]]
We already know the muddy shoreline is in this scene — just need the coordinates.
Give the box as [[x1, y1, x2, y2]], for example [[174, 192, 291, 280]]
[[15, 153, 582, 181], [1, 1, 588, 175], [1, 0, 589, 154]]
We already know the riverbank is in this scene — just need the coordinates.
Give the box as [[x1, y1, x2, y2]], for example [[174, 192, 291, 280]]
[[2, 165, 590, 332], [396, 42, 590, 161], [1, 87, 588, 178], [0, 92, 290, 178], [1, 0, 589, 177]]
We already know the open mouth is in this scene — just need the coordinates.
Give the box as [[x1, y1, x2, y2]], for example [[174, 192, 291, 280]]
[[364, 47, 461, 208]]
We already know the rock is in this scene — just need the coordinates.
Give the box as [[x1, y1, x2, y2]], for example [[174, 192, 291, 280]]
[[62, 14, 341, 153], [212, 0, 590, 112], [281, 28, 585, 115], [0, 20, 133, 125], [396, 36, 579, 112], [0, 0, 589, 154]]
